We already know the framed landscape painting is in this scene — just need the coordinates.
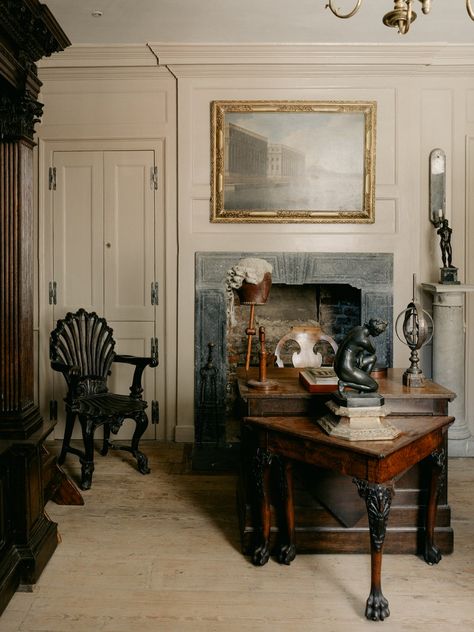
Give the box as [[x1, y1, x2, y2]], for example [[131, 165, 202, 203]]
[[210, 100, 376, 223]]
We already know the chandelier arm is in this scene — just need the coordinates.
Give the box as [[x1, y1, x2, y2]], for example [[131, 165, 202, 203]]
[[403, 0, 413, 34], [467, 0, 474, 20], [326, 0, 363, 19], [398, 19, 409, 34]]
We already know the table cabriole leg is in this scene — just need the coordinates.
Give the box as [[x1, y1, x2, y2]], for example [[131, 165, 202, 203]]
[[424, 447, 446, 565], [354, 478, 393, 621], [251, 448, 272, 566], [275, 457, 296, 565]]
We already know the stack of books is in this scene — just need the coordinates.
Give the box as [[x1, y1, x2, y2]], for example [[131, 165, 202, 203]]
[[299, 367, 338, 393]]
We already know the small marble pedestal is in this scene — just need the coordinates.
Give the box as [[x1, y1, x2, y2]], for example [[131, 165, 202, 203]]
[[422, 283, 474, 456], [318, 399, 400, 441]]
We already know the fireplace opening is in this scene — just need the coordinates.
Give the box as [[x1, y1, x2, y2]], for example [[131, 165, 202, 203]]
[[228, 283, 361, 369]]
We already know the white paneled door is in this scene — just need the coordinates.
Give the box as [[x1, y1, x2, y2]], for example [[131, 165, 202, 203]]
[[52, 151, 104, 316], [103, 151, 156, 323], [43, 143, 163, 441]]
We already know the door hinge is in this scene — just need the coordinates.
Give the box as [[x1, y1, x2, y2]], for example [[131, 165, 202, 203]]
[[48, 281, 57, 305], [151, 166, 158, 190], [151, 281, 159, 305], [49, 400, 58, 421], [48, 166, 56, 190], [151, 400, 159, 424], [151, 337, 159, 364]]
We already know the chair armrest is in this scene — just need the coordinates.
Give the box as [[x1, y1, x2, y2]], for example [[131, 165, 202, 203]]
[[113, 354, 158, 400], [114, 354, 157, 368]]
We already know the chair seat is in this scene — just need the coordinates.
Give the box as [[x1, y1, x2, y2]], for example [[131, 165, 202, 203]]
[[70, 392, 147, 418]]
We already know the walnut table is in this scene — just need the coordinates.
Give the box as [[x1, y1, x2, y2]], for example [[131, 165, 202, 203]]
[[244, 413, 454, 621], [237, 368, 455, 556]]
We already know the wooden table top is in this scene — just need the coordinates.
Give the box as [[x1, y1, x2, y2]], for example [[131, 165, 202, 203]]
[[244, 414, 453, 460], [244, 414, 454, 482], [238, 367, 456, 402]]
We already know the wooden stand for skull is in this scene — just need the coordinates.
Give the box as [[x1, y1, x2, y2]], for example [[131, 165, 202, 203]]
[[247, 326, 278, 391], [244, 304, 256, 372], [237, 272, 277, 391]]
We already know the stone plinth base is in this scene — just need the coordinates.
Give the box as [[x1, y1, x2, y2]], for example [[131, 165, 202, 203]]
[[317, 400, 401, 441], [439, 267, 460, 285]]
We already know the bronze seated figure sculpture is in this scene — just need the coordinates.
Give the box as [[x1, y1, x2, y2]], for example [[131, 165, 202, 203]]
[[50, 308, 158, 490], [334, 318, 388, 400]]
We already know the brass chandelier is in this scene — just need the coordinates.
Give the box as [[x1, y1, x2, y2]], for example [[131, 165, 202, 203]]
[[326, 1, 474, 35]]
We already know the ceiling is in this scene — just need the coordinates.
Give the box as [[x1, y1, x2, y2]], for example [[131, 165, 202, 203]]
[[44, 1, 474, 46]]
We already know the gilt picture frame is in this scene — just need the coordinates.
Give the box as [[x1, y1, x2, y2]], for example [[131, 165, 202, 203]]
[[210, 100, 376, 223]]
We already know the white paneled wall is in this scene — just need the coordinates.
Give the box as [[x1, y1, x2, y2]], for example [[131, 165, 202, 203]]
[[37, 44, 474, 450], [160, 45, 474, 448]]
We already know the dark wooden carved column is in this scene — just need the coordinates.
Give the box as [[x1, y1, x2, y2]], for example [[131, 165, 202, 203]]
[[0, 93, 43, 437], [0, 0, 70, 614]]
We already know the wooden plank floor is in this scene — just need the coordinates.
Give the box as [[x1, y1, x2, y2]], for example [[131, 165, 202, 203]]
[[2, 443, 474, 631]]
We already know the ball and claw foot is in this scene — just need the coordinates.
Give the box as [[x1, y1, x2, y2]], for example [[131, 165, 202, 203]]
[[365, 590, 390, 621], [276, 543, 296, 565], [424, 543, 442, 565], [252, 542, 270, 566]]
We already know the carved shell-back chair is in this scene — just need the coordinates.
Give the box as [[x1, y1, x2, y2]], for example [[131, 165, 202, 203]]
[[274, 325, 338, 368], [50, 309, 158, 490]]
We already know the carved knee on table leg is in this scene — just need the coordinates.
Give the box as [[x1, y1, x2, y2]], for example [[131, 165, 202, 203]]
[[354, 479, 393, 621]]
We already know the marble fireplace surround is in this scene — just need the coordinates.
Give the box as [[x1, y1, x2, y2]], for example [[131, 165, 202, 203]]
[[195, 252, 393, 436]]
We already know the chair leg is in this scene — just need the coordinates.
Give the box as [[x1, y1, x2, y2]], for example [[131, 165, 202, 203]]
[[58, 411, 76, 465], [80, 417, 95, 490], [131, 412, 151, 475], [101, 424, 111, 456]]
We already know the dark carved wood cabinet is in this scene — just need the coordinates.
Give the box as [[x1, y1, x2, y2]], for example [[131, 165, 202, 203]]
[[0, 0, 70, 614]]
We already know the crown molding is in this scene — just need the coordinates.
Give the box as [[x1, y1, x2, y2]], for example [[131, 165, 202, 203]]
[[37, 44, 158, 68], [38, 65, 170, 83], [148, 42, 474, 67], [35, 42, 474, 74], [163, 63, 474, 79]]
